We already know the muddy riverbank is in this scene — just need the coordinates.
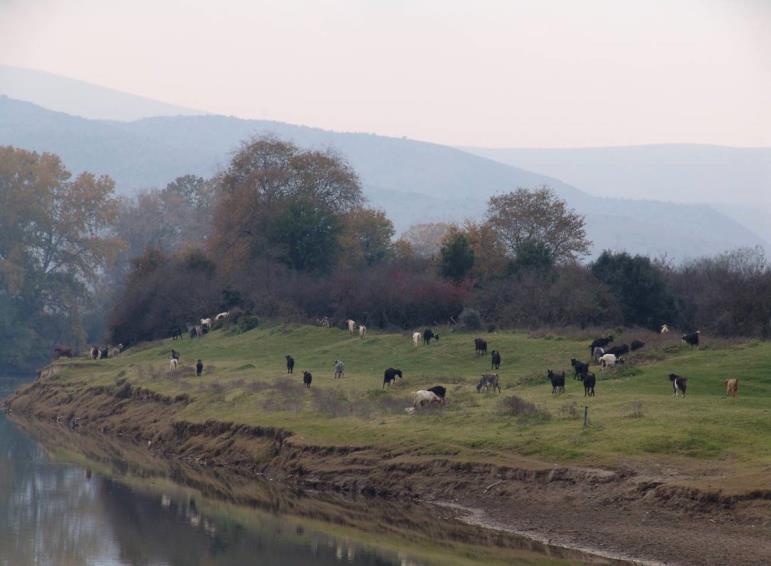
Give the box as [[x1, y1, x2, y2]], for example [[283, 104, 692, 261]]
[[4, 374, 770, 565]]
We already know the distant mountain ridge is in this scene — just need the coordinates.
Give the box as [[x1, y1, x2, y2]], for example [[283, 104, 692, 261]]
[[0, 65, 202, 121], [0, 94, 766, 261]]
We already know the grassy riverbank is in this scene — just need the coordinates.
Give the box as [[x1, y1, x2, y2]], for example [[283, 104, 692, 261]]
[[24, 323, 771, 492]]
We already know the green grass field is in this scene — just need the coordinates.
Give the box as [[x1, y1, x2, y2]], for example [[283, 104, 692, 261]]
[[52, 323, 771, 492]]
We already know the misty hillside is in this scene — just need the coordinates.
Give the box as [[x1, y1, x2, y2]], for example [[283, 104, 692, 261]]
[[465, 145, 771, 243], [0, 96, 765, 260], [0, 65, 202, 121]]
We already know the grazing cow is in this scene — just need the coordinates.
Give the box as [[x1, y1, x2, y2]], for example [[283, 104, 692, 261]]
[[200, 318, 212, 329], [413, 390, 443, 408], [303, 371, 313, 388], [383, 368, 403, 388], [605, 344, 630, 357], [196, 359, 203, 377], [346, 319, 356, 335], [589, 335, 614, 356], [491, 350, 502, 370], [669, 373, 687, 397], [169, 358, 178, 370], [630, 340, 645, 351], [359, 324, 367, 339], [582, 372, 596, 396], [53, 346, 73, 359], [170, 326, 183, 340], [599, 353, 623, 369], [286, 355, 295, 374], [682, 331, 700, 348], [592, 346, 605, 362], [214, 311, 229, 321], [724, 378, 739, 398], [422, 329, 438, 345], [412, 332, 421, 347], [427, 385, 446, 401], [660, 324, 670, 334], [474, 338, 488, 355], [570, 358, 589, 380], [476, 373, 500, 394], [334, 359, 345, 379], [547, 370, 566, 395]]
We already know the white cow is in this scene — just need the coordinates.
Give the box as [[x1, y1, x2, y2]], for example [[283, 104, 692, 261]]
[[169, 358, 178, 370], [599, 353, 622, 369], [214, 311, 229, 321], [346, 319, 356, 335], [359, 324, 367, 339], [660, 324, 670, 334], [412, 332, 421, 347], [201, 317, 212, 329], [412, 390, 442, 408]]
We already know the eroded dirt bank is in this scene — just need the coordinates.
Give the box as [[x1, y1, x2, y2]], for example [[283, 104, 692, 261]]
[[4, 376, 771, 565]]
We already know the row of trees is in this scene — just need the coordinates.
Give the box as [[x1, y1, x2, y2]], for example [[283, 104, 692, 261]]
[[3, 139, 771, 370]]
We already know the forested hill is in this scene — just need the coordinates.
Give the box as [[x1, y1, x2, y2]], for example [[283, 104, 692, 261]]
[[0, 96, 766, 260]]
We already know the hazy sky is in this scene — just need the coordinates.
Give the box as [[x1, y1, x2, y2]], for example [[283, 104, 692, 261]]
[[1, 0, 769, 147]]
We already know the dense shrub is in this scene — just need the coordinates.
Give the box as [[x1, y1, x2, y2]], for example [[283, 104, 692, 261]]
[[458, 308, 483, 330]]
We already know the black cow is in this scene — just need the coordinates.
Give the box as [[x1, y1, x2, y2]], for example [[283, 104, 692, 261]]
[[589, 335, 614, 356], [630, 340, 645, 351], [570, 358, 589, 380], [681, 331, 700, 348], [491, 350, 502, 370], [669, 373, 687, 396], [474, 338, 488, 355], [423, 329, 439, 345], [582, 372, 596, 397], [286, 355, 295, 374], [171, 349, 180, 361], [100, 347, 109, 359], [170, 326, 183, 340], [427, 385, 446, 399], [605, 344, 630, 357], [303, 371, 312, 388], [383, 368, 403, 388], [547, 369, 565, 395], [196, 359, 203, 377]]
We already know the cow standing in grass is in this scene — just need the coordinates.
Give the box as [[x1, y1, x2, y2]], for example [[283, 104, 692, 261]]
[[669, 374, 687, 397], [303, 371, 313, 388], [286, 355, 295, 374], [491, 350, 501, 370], [547, 370, 565, 395], [383, 368, 403, 388]]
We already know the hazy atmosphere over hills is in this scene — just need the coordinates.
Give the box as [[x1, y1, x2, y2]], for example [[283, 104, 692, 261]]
[[1, 68, 769, 260]]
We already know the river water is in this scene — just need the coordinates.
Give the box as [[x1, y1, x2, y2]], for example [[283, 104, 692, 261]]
[[0, 376, 618, 565]]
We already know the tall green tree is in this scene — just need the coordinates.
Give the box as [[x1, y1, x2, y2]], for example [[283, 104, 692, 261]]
[[591, 251, 674, 329], [439, 231, 475, 283], [211, 137, 363, 274], [0, 146, 121, 366], [486, 187, 590, 264]]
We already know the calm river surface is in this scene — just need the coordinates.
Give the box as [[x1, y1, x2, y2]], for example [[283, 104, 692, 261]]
[[0, 376, 614, 566]]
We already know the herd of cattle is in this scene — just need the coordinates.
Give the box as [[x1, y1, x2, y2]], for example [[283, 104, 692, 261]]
[[275, 322, 741, 410], [54, 319, 742, 408]]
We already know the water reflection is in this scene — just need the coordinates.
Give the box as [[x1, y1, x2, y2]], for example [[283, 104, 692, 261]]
[[0, 412, 405, 565]]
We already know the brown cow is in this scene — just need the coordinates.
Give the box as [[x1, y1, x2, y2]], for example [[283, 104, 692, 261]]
[[724, 378, 739, 398]]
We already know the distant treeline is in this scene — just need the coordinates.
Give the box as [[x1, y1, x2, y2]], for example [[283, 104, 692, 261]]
[[2, 140, 770, 369]]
